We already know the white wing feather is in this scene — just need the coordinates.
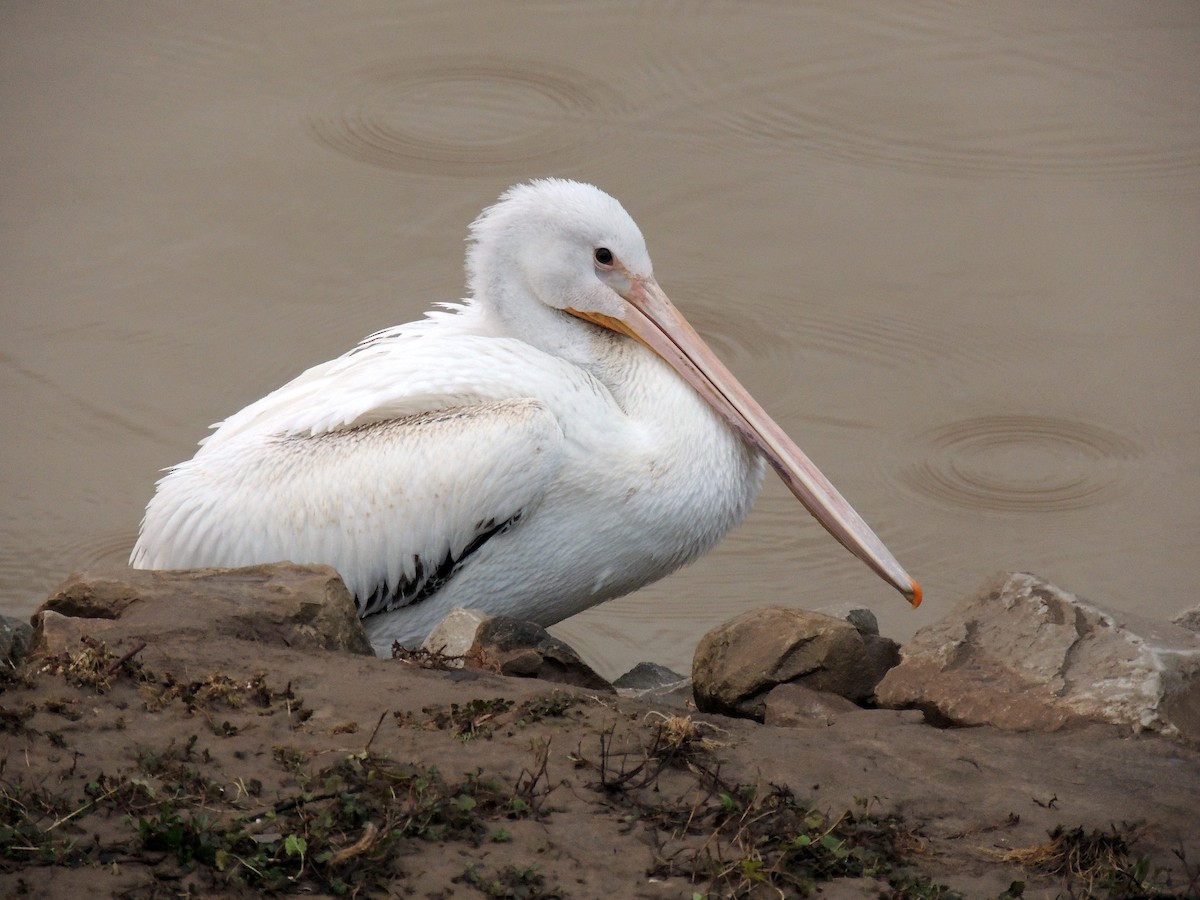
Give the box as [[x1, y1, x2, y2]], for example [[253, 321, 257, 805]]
[[131, 306, 577, 608]]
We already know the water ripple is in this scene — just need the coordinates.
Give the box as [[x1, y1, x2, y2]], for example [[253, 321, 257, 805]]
[[899, 415, 1141, 512], [0, 526, 136, 620], [714, 40, 1200, 189], [307, 58, 622, 176], [666, 277, 799, 364], [50, 529, 138, 574], [670, 279, 994, 377]]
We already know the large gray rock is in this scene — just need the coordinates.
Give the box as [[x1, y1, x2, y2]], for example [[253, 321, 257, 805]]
[[32, 565, 373, 657], [876, 572, 1200, 742], [692, 607, 895, 720]]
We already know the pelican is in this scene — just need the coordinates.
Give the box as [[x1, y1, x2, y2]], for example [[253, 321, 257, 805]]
[[132, 179, 919, 655]]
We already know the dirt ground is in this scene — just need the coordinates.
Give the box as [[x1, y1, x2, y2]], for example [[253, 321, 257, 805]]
[[2, 623, 1198, 899]]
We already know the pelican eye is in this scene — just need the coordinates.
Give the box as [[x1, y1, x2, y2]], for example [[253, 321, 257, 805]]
[[594, 247, 614, 266]]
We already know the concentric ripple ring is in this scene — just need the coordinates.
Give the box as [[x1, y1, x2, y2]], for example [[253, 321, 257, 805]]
[[901, 415, 1141, 513], [307, 59, 614, 176]]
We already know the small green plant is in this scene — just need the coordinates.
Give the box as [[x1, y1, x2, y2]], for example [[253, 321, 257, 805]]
[[572, 725, 956, 898], [137, 807, 223, 866], [517, 691, 580, 723], [417, 696, 516, 741], [1, 732, 557, 894], [459, 861, 564, 898]]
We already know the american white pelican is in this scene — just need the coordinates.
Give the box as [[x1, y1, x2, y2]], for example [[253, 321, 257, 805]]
[[132, 179, 919, 655]]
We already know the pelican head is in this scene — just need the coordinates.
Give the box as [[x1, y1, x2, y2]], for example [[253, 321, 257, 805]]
[[465, 179, 652, 359], [466, 179, 921, 607]]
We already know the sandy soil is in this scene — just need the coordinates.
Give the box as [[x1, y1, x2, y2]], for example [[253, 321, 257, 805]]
[[2, 622, 1198, 899]]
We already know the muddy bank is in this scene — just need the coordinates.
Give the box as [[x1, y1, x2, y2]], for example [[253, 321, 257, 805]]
[[2, 579, 1198, 898]]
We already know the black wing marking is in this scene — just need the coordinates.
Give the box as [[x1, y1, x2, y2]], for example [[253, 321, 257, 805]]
[[357, 511, 523, 618]]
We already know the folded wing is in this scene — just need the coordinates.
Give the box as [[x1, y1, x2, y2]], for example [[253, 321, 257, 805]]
[[131, 323, 569, 613]]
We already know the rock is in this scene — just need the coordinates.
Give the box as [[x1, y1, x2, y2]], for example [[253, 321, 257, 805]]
[[816, 602, 880, 636], [1173, 605, 1200, 634], [814, 605, 901, 678], [692, 607, 893, 720], [417, 609, 615, 692], [468, 616, 614, 693], [863, 633, 902, 681], [876, 572, 1200, 742], [612, 661, 688, 692], [420, 608, 492, 663], [762, 683, 861, 728], [0, 614, 34, 666], [612, 662, 691, 703], [31, 565, 374, 657], [32, 610, 95, 657]]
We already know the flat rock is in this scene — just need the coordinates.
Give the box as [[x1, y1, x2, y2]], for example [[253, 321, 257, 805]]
[[31, 565, 373, 657], [692, 607, 894, 720], [876, 571, 1200, 742], [468, 616, 614, 693]]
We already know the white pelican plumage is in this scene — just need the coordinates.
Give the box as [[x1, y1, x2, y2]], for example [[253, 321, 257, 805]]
[[132, 179, 919, 655]]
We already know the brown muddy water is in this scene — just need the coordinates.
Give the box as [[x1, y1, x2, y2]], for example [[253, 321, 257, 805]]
[[3, 2, 1197, 679]]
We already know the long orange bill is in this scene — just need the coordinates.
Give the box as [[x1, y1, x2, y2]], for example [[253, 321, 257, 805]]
[[570, 275, 921, 607]]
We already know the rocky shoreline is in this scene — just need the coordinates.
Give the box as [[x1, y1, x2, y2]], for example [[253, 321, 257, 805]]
[[2, 566, 1198, 897]]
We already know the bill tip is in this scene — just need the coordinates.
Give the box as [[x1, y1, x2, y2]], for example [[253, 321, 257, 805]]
[[908, 579, 923, 608]]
